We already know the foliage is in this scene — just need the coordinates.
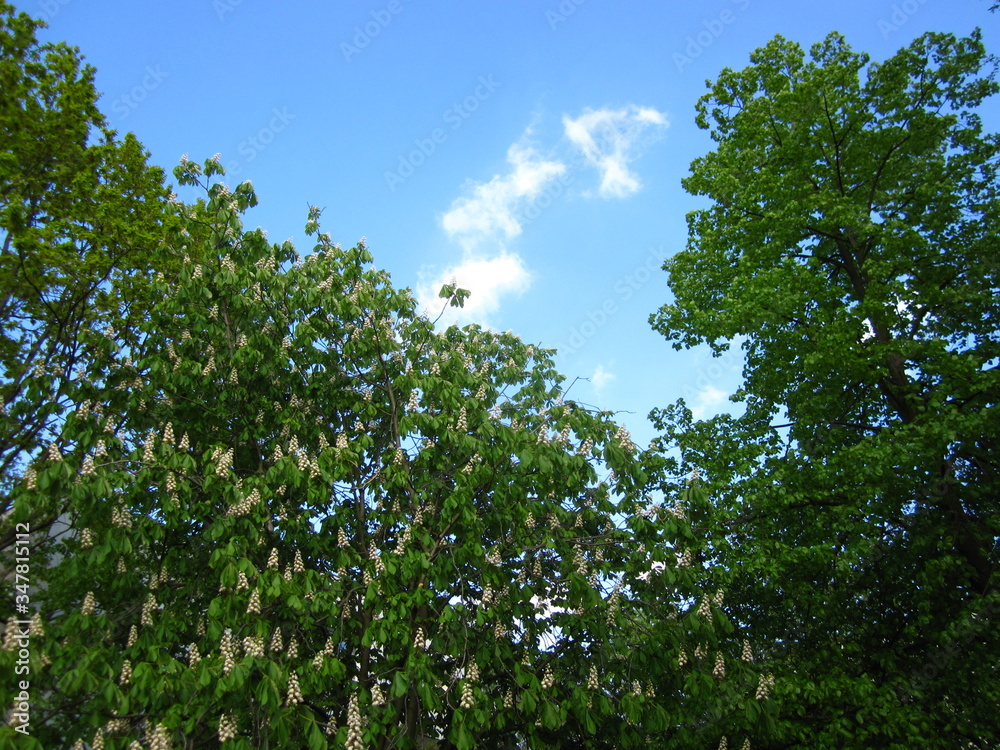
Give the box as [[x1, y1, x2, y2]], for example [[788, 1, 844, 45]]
[[650, 30, 1000, 748], [1, 151, 766, 747], [0, 2, 174, 528]]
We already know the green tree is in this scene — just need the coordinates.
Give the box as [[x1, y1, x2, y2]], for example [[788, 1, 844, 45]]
[[1, 156, 763, 748], [0, 2, 173, 531], [651, 30, 1000, 748]]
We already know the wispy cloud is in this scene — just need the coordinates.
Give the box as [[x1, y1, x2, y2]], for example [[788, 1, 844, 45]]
[[591, 363, 616, 394], [562, 105, 668, 198], [441, 140, 567, 251], [690, 384, 729, 420], [417, 251, 531, 327]]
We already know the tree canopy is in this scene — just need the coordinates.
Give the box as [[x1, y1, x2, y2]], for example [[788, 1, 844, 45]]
[[651, 29, 1000, 748]]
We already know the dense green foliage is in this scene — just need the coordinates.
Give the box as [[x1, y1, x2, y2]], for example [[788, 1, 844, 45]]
[[3, 3, 998, 747], [0, 1, 173, 523], [0, 8, 765, 743], [651, 30, 1000, 748]]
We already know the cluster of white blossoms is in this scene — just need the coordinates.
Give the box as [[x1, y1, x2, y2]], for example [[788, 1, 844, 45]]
[[371, 681, 385, 706], [111, 502, 132, 529], [285, 671, 303, 706], [188, 643, 201, 667], [756, 673, 775, 700], [221, 629, 237, 674], [47, 442, 62, 462], [79, 528, 94, 549], [148, 722, 172, 750], [459, 662, 480, 709], [714, 589, 725, 607], [24, 467, 37, 491], [606, 589, 621, 627], [212, 446, 234, 477], [228, 487, 260, 516], [247, 589, 261, 615], [345, 693, 363, 750], [119, 660, 132, 685], [218, 714, 237, 743], [268, 548, 280, 568], [141, 593, 157, 627], [81, 454, 96, 477], [412, 627, 425, 650], [678, 648, 688, 668], [742, 640, 753, 663], [541, 666, 555, 690], [243, 635, 265, 659], [713, 653, 726, 678], [81, 591, 96, 616], [677, 548, 694, 569], [587, 665, 599, 690], [614, 424, 636, 451]]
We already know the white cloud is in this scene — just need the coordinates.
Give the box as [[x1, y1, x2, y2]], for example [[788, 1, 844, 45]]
[[591, 363, 616, 393], [690, 384, 729, 420], [417, 251, 532, 327], [562, 105, 668, 198], [441, 140, 567, 252]]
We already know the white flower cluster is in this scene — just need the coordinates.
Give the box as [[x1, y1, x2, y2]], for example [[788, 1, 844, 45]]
[[81, 591, 96, 616], [48, 442, 62, 462], [587, 665, 599, 690], [247, 590, 261, 615], [337, 528, 349, 549], [697, 596, 712, 618], [212, 446, 234, 477], [371, 682, 385, 706], [486, 547, 501, 566], [756, 673, 775, 700], [742, 640, 753, 664], [541, 666, 555, 690], [285, 671, 303, 706], [267, 548, 280, 568], [188, 643, 201, 667], [111, 502, 132, 529], [243, 635, 265, 658], [412, 627, 425, 650], [678, 648, 688, 668], [141, 594, 157, 627], [345, 694, 363, 750], [119, 660, 132, 685], [614, 424, 636, 451], [459, 662, 480, 709], [218, 714, 237, 743], [148, 723, 172, 750], [713, 653, 725, 678], [394, 525, 411, 555], [79, 528, 94, 549], [677, 548, 693, 569], [221, 629, 237, 675], [228, 488, 260, 517]]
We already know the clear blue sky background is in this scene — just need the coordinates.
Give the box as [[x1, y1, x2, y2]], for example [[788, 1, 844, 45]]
[[31, 0, 1000, 451]]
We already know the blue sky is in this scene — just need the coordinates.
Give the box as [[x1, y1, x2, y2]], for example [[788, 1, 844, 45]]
[[32, 0, 1000, 451]]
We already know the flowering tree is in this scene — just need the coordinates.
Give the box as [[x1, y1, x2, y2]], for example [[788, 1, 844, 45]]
[[0, 2, 174, 541], [1, 154, 766, 748]]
